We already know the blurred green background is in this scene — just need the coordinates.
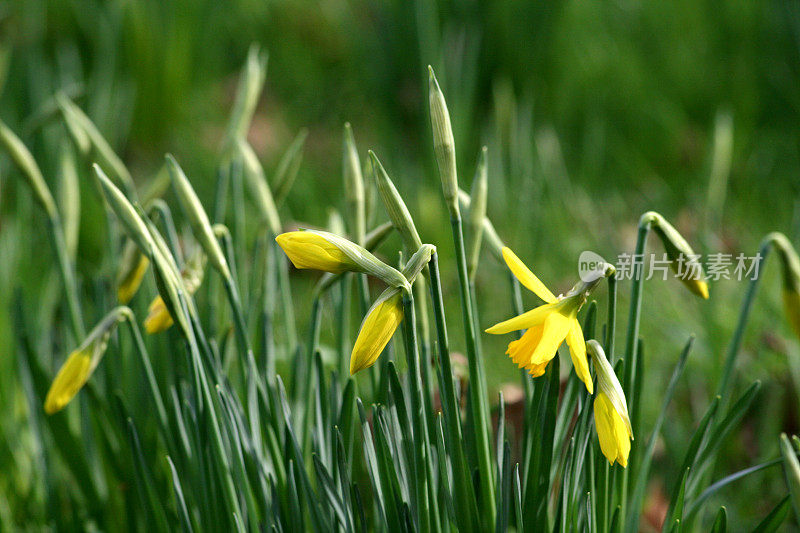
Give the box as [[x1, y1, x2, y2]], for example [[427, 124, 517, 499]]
[[1, 0, 800, 527]]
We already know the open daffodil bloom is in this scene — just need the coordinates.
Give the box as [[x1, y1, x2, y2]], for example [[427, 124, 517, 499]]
[[486, 247, 613, 393]]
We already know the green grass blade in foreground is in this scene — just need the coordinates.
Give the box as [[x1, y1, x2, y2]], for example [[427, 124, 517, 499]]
[[752, 495, 791, 533]]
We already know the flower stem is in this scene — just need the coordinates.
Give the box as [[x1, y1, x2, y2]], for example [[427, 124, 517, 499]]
[[449, 215, 496, 526], [402, 292, 432, 533], [428, 253, 478, 531]]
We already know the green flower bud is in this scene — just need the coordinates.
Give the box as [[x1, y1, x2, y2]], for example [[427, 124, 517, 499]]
[[166, 154, 231, 280], [467, 147, 488, 281], [369, 151, 423, 252], [428, 66, 459, 218]]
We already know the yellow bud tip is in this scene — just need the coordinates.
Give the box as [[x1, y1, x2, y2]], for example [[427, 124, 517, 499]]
[[144, 296, 174, 334]]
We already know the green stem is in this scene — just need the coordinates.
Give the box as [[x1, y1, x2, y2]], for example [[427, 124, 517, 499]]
[[606, 274, 617, 361], [715, 241, 771, 403], [429, 254, 477, 531], [620, 218, 652, 530], [276, 240, 299, 349], [402, 292, 431, 533], [122, 311, 171, 451], [450, 216, 496, 526]]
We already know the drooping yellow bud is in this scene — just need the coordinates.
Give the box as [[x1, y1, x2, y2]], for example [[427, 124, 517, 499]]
[[588, 340, 633, 467], [642, 211, 709, 299], [44, 308, 125, 414], [349, 244, 435, 374], [143, 249, 206, 334], [350, 290, 404, 375], [767, 233, 800, 340]]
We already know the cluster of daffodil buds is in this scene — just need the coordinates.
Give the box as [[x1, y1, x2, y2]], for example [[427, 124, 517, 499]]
[[276, 229, 434, 374]]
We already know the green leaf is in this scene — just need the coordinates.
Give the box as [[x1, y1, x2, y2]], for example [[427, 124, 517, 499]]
[[752, 496, 791, 533], [710, 506, 727, 533]]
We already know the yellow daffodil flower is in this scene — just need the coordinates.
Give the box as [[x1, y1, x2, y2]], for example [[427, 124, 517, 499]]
[[45, 309, 124, 414], [117, 251, 149, 304], [594, 392, 632, 467], [277, 231, 355, 273], [486, 247, 613, 393], [276, 230, 409, 290], [144, 250, 205, 334], [587, 340, 633, 467], [349, 244, 435, 374], [350, 289, 403, 374]]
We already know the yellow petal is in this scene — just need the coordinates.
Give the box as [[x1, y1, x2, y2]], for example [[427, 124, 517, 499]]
[[486, 302, 555, 335], [44, 349, 93, 414], [502, 247, 556, 303], [276, 231, 354, 273], [566, 319, 593, 393], [784, 290, 800, 341], [117, 254, 150, 304], [144, 295, 174, 334], [530, 310, 571, 365], [350, 292, 404, 374], [594, 392, 631, 467]]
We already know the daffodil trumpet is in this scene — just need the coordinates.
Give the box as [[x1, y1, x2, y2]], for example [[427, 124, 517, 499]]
[[486, 247, 615, 393], [587, 340, 633, 467]]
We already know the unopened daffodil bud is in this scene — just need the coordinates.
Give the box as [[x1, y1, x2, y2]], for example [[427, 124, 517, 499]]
[[276, 230, 410, 292], [239, 139, 282, 235], [0, 119, 58, 219], [349, 244, 435, 374], [343, 124, 366, 244], [223, 44, 267, 152], [467, 147, 488, 281], [45, 308, 128, 414], [458, 188, 504, 262], [588, 340, 633, 467], [780, 433, 800, 519], [144, 249, 205, 334], [641, 211, 709, 299], [428, 66, 459, 218], [273, 128, 308, 206], [167, 154, 231, 280], [117, 240, 150, 304], [314, 222, 394, 295], [370, 151, 423, 252], [766, 233, 800, 340]]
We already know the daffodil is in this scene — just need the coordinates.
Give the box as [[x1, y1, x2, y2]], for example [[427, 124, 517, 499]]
[[276, 230, 409, 290], [45, 309, 124, 414], [350, 289, 404, 374], [768, 233, 800, 341], [117, 241, 149, 303], [587, 340, 633, 467], [349, 244, 435, 374], [486, 247, 613, 393], [144, 250, 205, 334]]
